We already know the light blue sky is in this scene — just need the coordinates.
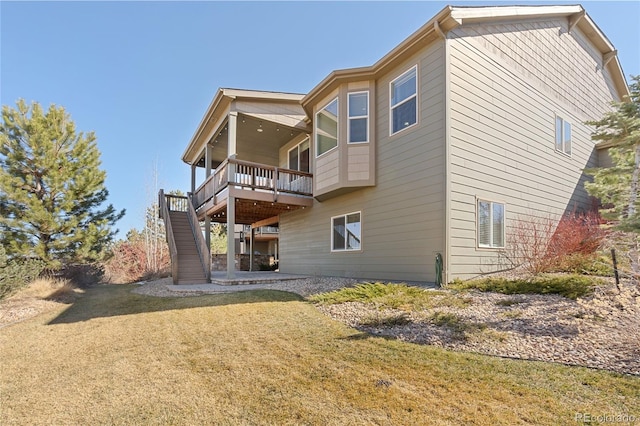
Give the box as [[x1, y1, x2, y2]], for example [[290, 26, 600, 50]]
[[2, 1, 639, 237]]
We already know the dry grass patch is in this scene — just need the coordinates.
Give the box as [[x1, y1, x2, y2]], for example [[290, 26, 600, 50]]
[[1, 284, 638, 425], [14, 278, 81, 301], [0, 278, 83, 327]]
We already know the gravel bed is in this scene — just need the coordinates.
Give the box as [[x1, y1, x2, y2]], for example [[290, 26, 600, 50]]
[[0, 298, 63, 328], [318, 282, 640, 376]]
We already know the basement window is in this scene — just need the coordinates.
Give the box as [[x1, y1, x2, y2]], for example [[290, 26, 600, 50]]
[[477, 200, 505, 248], [331, 212, 361, 251]]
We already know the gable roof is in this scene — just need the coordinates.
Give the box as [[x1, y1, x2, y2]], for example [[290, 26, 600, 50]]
[[301, 4, 629, 114], [182, 88, 306, 164]]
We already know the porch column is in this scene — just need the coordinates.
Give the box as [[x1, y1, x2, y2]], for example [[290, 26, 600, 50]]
[[205, 144, 213, 250], [249, 227, 255, 272], [226, 112, 238, 279], [228, 111, 238, 157], [226, 196, 236, 279], [190, 164, 196, 194]]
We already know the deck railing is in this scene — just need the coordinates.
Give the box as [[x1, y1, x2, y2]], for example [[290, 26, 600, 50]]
[[165, 194, 189, 212], [158, 189, 179, 284], [244, 225, 279, 236], [186, 193, 211, 282], [193, 158, 313, 210]]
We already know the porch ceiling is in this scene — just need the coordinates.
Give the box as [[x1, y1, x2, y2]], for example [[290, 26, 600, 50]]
[[206, 199, 306, 225], [195, 114, 306, 168]]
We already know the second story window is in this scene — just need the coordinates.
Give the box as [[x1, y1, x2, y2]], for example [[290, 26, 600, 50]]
[[348, 91, 369, 143], [288, 138, 310, 172], [555, 115, 572, 156], [390, 66, 417, 135], [316, 98, 339, 157]]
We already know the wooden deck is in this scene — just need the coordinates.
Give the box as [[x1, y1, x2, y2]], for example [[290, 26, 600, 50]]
[[193, 158, 313, 224]]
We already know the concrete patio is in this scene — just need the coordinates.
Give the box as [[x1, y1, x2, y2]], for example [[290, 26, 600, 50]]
[[165, 271, 309, 293]]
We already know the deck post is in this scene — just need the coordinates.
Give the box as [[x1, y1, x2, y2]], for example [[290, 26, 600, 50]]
[[190, 164, 196, 194], [226, 194, 236, 279], [205, 144, 213, 250], [226, 113, 238, 280], [249, 227, 255, 272]]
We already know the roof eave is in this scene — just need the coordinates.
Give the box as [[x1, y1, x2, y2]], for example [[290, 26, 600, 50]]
[[576, 14, 630, 100], [302, 5, 454, 113], [182, 88, 308, 164], [303, 4, 630, 110], [449, 4, 584, 24], [182, 88, 228, 164]]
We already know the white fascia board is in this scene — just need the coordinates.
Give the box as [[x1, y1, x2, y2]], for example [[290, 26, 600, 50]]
[[449, 5, 583, 24], [222, 88, 305, 102]]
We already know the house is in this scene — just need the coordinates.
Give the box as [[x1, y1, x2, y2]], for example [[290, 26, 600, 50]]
[[159, 4, 629, 284]]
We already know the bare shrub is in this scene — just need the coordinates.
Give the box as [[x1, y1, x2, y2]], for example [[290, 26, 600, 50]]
[[103, 233, 169, 284], [507, 214, 556, 275], [547, 211, 606, 259], [602, 230, 640, 284], [506, 211, 606, 275]]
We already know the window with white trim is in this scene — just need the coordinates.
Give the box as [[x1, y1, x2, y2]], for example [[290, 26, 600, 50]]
[[288, 138, 310, 172], [332, 212, 361, 251], [390, 66, 417, 135], [477, 200, 505, 248], [348, 91, 368, 143], [555, 116, 572, 155], [316, 98, 338, 156]]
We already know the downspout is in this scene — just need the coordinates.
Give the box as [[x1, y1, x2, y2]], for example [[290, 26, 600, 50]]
[[435, 20, 452, 285]]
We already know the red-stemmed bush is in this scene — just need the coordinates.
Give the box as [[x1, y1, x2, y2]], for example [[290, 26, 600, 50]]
[[507, 211, 606, 275], [104, 235, 169, 284]]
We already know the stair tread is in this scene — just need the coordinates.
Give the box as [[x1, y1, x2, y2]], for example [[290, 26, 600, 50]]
[[162, 210, 210, 285]]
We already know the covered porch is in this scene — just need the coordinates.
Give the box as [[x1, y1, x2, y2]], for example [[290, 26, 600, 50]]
[[181, 88, 314, 279]]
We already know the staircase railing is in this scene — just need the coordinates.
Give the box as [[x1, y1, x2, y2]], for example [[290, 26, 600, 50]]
[[187, 192, 211, 282], [158, 189, 179, 284]]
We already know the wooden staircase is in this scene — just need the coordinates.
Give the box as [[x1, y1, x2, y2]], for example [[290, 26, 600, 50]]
[[169, 211, 209, 284], [158, 190, 211, 285]]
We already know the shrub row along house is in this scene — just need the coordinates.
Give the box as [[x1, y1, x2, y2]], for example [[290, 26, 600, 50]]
[[159, 4, 628, 284]]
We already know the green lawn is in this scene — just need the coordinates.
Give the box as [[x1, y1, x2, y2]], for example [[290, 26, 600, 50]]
[[1, 284, 638, 425]]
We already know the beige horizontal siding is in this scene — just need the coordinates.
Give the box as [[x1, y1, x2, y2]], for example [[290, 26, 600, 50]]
[[454, 18, 621, 110], [280, 41, 446, 282], [315, 150, 340, 190], [348, 145, 370, 181], [447, 18, 614, 280]]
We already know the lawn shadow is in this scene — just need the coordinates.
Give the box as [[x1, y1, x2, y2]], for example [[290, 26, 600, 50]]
[[340, 332, 371, 341], [48, 284, 303, 325]]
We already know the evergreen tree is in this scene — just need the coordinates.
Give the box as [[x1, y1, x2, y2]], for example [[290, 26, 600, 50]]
[[0, 100, 125, 266], [585, 75, 640, 232]]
